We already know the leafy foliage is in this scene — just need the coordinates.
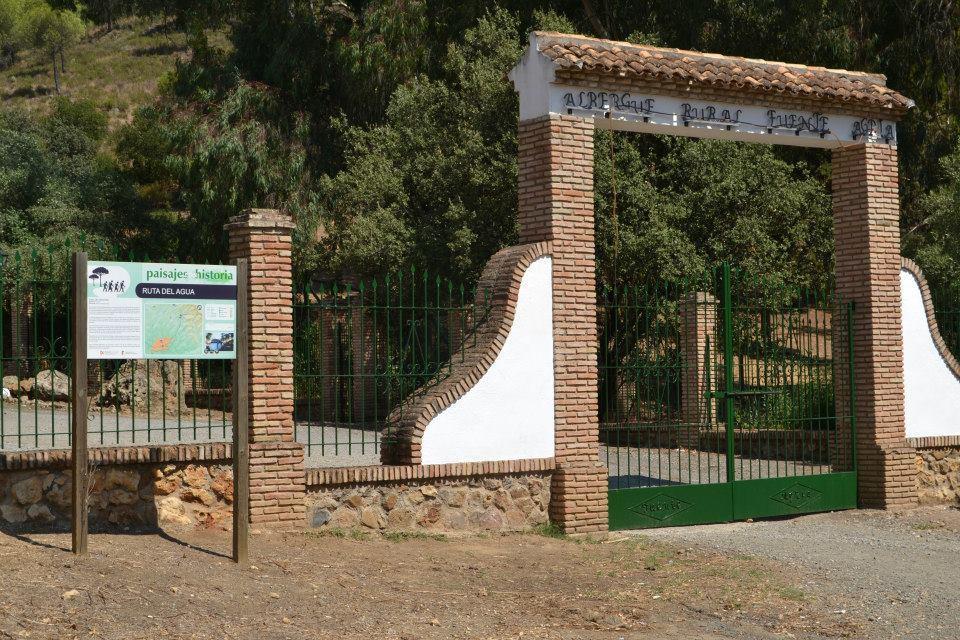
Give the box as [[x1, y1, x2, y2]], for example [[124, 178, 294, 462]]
[[0, 100, 134, 271], [2, 0, 960, 296]]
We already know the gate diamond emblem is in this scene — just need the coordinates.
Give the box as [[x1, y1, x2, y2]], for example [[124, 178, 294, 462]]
[[628, 493, 692, 522], [771, 483, 822, 509]]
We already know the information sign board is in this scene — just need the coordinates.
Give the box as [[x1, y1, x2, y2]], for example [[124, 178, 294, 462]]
[[86, 261, 237, 359]]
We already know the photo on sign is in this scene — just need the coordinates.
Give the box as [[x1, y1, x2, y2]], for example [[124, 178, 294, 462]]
[[205, 332, 234, 354]]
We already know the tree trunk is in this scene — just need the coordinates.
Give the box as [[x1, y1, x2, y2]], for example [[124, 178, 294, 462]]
[[60, 48, 66, 74], [580, 0, 609, 38], [52, 49, 60, 94]]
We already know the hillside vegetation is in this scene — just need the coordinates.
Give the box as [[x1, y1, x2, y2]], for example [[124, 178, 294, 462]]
[[0, 17, 222, 129], [0, 1, 959, 297]]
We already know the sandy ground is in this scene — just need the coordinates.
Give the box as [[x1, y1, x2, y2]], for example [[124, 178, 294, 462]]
[[641, 504, 960, 640], [0, 523, 868, 640]]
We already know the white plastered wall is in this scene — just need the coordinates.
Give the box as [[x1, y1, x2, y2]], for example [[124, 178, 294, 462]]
[[902, 268, 960, 438], [420, 256, 555, 464]]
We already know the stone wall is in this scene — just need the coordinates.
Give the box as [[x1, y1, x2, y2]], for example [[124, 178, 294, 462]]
[[0, 455, 233, 531], [916, 448, 960, 504], [306, 473, 551, 533]]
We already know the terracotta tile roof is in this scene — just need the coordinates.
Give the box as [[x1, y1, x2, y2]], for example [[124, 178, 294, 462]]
[[535, 32, 913, 113]]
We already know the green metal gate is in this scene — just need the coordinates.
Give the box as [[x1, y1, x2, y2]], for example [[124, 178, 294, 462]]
[[601, 263, 857, 530]]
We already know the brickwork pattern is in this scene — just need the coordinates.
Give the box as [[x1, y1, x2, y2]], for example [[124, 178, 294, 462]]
[[225, 208, 306, 526], [307, 458, 555, 486], [831, 144, 916, 508], [679, 292, 717, 448], [380, 241, 551, 465], [0, 443, 231, 471], [549, 462, 607, 534], [518, 114, 607, 532]]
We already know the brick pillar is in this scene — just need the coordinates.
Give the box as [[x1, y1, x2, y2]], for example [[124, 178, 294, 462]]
[[678, 292, 716, 449], [10, 294, 31, 377], [519, 114, 607, 533], [349, 301, 379, 422], [225, 208, 306, 526], [831, 143, 916, 508]]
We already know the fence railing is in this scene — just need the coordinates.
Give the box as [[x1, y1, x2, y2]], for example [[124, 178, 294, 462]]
[[931, 285, 960, 361], [293, 268, 488, 466], [0, 239, 232, 451], [599, 266, 852, 489]]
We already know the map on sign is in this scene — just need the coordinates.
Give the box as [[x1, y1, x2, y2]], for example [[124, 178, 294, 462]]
[[144, 303, 205, 355], [87, 261, 237, 360]]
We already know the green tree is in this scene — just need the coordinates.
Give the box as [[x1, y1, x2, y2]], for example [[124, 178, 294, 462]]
[[20, 2, 84, 93], [315, 8, 523, 281]]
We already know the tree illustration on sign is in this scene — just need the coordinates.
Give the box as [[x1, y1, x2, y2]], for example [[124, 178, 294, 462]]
[[90, 266, 109, 287]]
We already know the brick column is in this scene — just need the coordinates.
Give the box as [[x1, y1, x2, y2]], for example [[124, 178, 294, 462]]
[[518, 114, 607, 533], [225, 208, 306, 526], [831, 143, 916, 508], [10, 294, 31, 377], [678, 292, 716, 449]]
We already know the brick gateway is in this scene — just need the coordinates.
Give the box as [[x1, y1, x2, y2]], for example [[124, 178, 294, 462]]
[[1, 32, 944, 536], [506, 32, 917, 531]]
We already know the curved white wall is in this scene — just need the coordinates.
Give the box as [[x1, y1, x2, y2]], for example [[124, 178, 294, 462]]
[[902, 268, 960, 438], [420, 256, 555, 464]]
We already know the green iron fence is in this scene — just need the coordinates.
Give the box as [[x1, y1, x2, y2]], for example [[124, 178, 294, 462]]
[[0, 239, 232, 451], [600, 263, 855, 493], [293, 268, 488, 466], [931, 284, 960, 360]]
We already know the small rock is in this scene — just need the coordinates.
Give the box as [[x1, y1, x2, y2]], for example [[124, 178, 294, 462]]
[[26, 504, 55, 522], [12, 476, 44, 505], [181, 487, 216, 507], [62, 589, 80, 600], [105, 468, 140, 492], [2, 375, 18, 394], [269, 592, 280, 599], [329, 506, 360, 528], [360, 507, 385, 530], [420, 485, 438, 498], [109, 489, 139, 505], [310, 509, 331, 528], [387, 507, 414, 529], [156, 496, 191, 526], [34, 370, 70, 402], [0, 503, 27, 524], [346, 494, 365, 508], [478, 507, 503, 531]]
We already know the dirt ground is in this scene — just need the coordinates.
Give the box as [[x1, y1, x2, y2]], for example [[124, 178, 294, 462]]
[[642, 504, 960, 640], [0, 522, 870, 640]]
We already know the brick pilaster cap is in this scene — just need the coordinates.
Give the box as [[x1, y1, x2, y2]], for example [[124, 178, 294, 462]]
[[224, 208, 296, 232]]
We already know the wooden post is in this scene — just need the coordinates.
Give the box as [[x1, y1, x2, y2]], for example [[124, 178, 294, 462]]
[[232, 259, 250, 564], [71, 252, 88, 556]]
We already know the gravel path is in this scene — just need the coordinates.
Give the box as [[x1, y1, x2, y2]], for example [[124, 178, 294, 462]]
[[635, 505, 960, 639], [1, 403, 380, 467], [602, 445, 830, 487]]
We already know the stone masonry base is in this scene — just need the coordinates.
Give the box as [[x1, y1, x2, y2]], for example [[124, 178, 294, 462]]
[[0, 461, 233, 531], [307, 474, 551, 532], [912, 437, 960, 505]]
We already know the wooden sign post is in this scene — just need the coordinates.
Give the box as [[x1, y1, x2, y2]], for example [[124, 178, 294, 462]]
[[232, 258, 250, 564], [71, 252, 89, 556]]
